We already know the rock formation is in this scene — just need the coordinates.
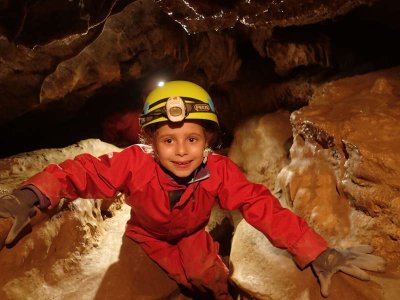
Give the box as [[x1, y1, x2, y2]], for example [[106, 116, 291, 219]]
[[1, 0, 400, 157], [229, 66, 400, 300]]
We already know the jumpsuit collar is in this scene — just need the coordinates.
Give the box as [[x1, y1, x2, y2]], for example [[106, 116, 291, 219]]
[[187, 164, 210, 184]]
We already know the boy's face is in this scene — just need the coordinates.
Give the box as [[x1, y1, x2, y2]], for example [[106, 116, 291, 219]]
[[153, 121, 207, 178]]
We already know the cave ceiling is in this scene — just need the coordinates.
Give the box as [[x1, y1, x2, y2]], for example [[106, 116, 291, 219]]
[[1, 0, 400, 157]]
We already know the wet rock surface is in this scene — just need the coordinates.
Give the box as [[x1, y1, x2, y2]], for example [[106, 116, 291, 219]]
[[1, 0, 400, 157], [288, 67, 400, 259], [229, 66, 400, 300]]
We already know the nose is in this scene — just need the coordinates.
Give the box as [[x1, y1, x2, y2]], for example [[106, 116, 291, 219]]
[[176, 140, 187, 156]]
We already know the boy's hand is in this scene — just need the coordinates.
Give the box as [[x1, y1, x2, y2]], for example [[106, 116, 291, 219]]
[[0, 189, 38, 249], [311, 245, 386, 297]]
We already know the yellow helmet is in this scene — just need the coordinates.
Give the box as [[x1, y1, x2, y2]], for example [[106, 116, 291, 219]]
[[140, 81, 219, 128]]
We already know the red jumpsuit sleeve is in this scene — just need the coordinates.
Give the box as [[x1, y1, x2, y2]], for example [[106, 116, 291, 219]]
[[22, 145, 149, 209], [214, 156, 327, 268]]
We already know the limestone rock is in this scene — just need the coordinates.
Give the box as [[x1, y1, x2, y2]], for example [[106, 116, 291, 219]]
[[0, 139, 178, 299], [230, 67, 400, 299], [228, 110, 292, 190], [285, 67, 400, 261]]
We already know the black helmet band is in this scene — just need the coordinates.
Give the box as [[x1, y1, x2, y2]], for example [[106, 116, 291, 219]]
[[139, 96, 214, 126]]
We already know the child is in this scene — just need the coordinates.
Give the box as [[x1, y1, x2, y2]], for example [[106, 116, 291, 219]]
[[0, 81, 385, 299]]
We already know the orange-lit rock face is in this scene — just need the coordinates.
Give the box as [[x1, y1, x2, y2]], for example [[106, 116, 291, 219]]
[[230, 67, 400, 300], [228, 110, 292, 190], [0, 140, 119, 298], [157, 0, 375, 34], [2, 0, 396, 159], [280, 67, 400, 260]]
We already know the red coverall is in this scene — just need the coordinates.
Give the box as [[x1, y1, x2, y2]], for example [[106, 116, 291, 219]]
[[23, 145, 327, 299]]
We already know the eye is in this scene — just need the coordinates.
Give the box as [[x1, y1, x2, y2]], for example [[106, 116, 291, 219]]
[[188, 137, 198, 143], [163, 138, 173, 144]]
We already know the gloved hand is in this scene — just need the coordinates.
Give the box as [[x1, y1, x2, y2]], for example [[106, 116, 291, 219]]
[[0, 189, 38, 249], [311, 245, 386, 297]]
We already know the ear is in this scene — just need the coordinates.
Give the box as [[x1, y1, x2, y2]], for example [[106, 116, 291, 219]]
[[203, 147, 212, 164]]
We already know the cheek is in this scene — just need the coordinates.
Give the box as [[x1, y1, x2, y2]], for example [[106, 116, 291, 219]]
[[155, 143, 177, 160], [153, 142, 165, 156], [193, 144, 206, 156]]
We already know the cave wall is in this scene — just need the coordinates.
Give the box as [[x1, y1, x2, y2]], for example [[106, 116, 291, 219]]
[[228, 67, 400, 300], [1, 0, 400, 157]]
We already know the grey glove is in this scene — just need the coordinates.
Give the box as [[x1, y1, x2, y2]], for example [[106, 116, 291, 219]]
[[0, 189, 38, 248], [311, 245, 386, 297]]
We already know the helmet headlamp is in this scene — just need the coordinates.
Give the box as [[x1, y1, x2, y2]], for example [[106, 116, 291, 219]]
[[165, 96, 186, 122], [139, 96, 215, 127]]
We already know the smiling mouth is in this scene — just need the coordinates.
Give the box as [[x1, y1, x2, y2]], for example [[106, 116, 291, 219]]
[[173, 161, 191, 167]]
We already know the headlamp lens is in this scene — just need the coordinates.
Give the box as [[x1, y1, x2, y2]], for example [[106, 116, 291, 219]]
[[169, 106, 183, 117]]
